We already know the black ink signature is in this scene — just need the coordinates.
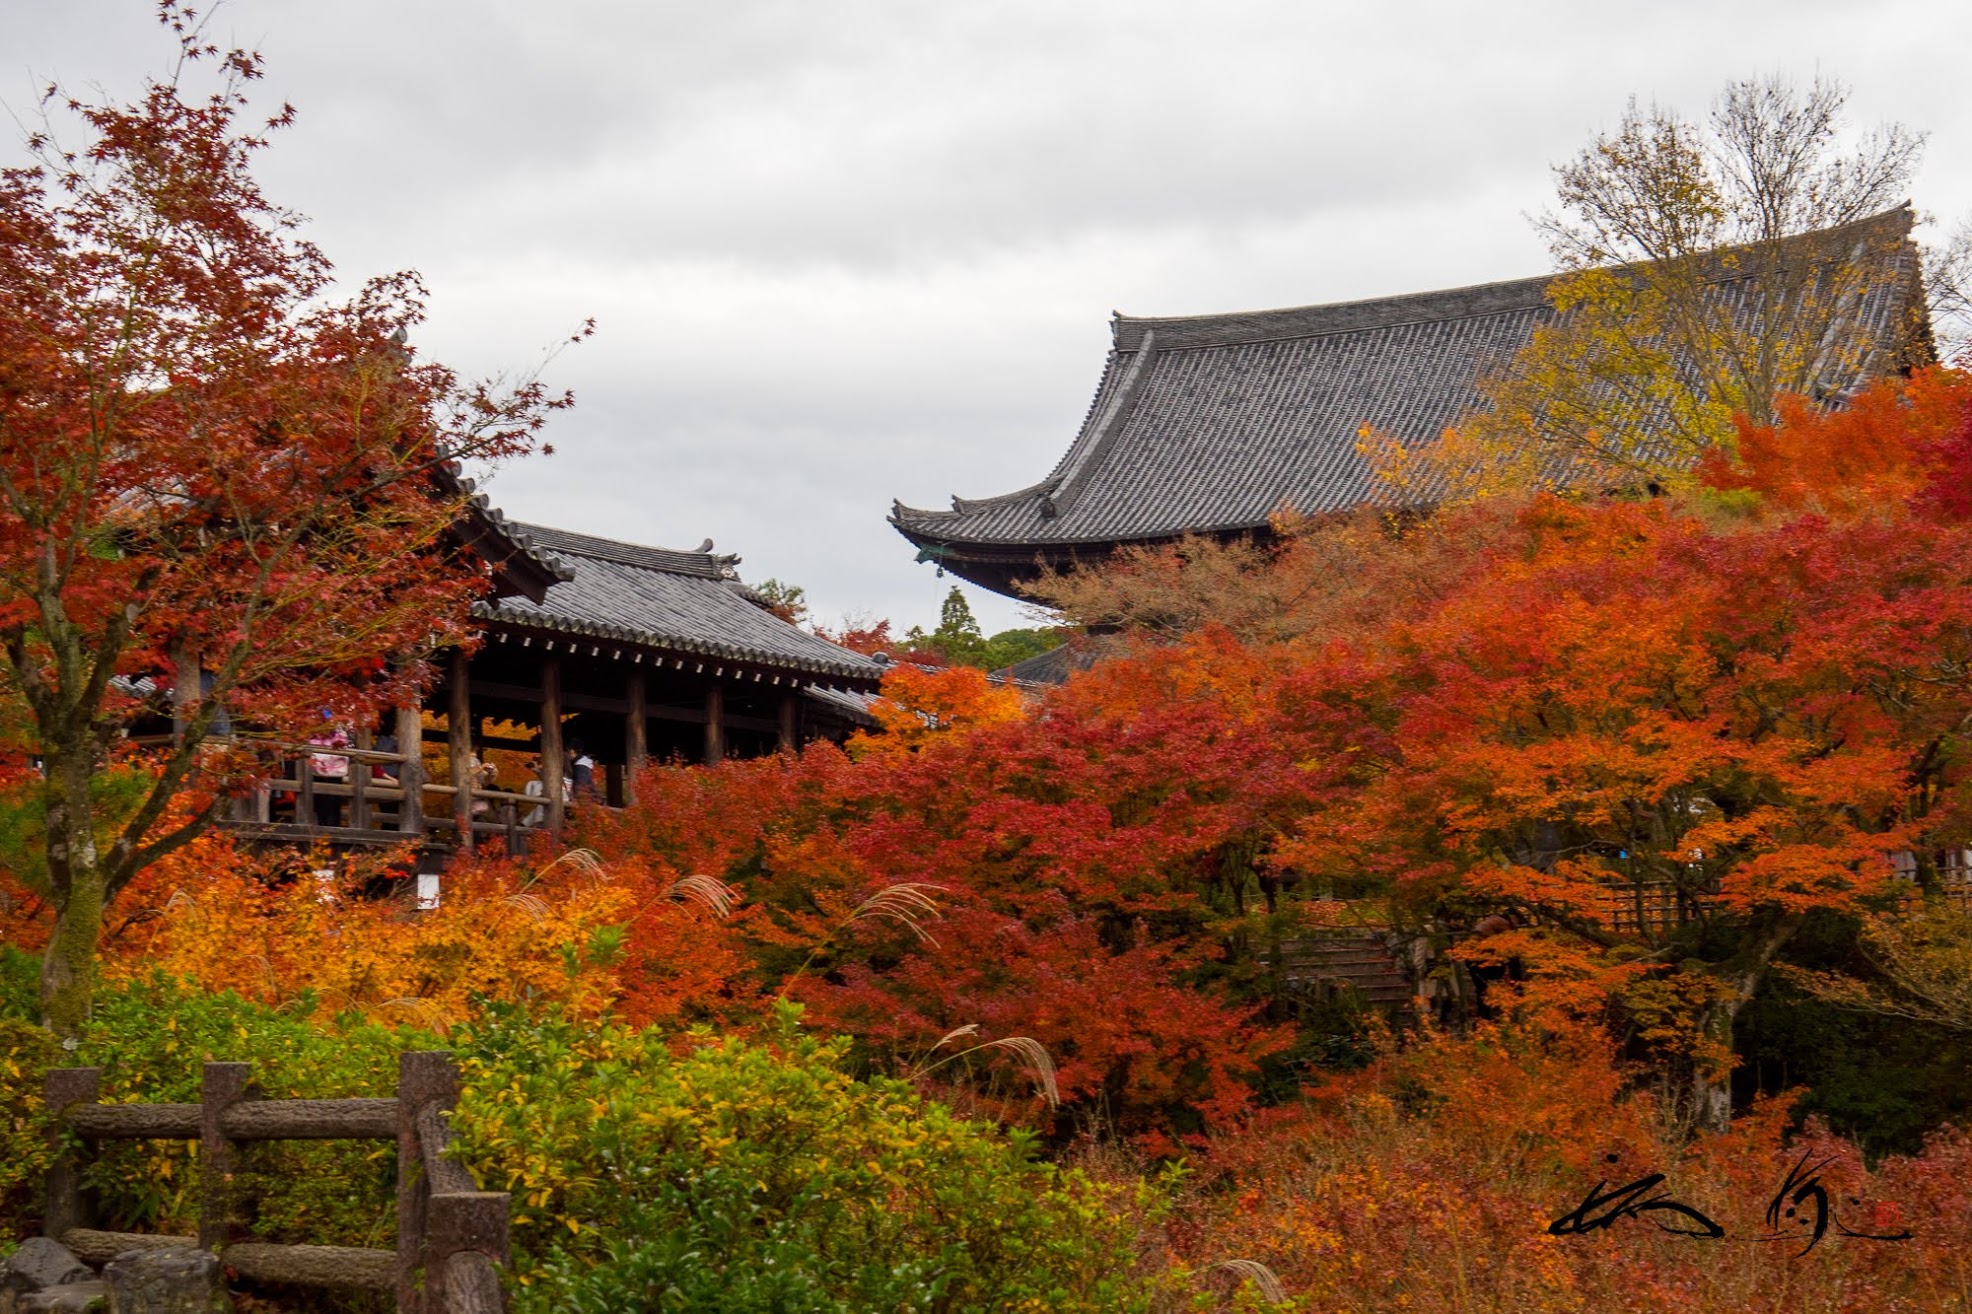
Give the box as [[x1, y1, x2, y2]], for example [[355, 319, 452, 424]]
[[1547, 1168, 1725, 1239], [1549, 1152, 1915, 1251], [1757, 1150, 1915, 1256]]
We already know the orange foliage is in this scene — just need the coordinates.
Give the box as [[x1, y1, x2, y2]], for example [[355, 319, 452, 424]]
[[853, 663, 1026, 757], [60, 839, 632, 1029], [1698, 368, 1972, 519], [1172, 1019, 1972, 1313]]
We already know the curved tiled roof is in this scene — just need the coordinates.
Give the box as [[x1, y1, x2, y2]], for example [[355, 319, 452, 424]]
[[476, 523, 884, 684], [433, 461, 572, 603], [891, 207, 1926, 574]]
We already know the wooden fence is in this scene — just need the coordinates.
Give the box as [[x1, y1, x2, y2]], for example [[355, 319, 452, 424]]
[[43, 1052, 507, 1314]]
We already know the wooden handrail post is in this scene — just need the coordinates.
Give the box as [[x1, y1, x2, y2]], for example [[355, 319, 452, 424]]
[[297, 757, 316, 829], [428, 1192, 510, 1314], [398, 1051, 461, 1314], [427, 1193, 509, 1266], [200, 1062, 254, 1251], [43, 1067, 100, 1239], [352, 728, 373, 830]]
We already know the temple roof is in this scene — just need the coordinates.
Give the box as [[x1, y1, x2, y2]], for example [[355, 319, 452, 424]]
[[476, 523, 884, 685], [433, 462, 572, 604], [891, 207, 1925, 591]]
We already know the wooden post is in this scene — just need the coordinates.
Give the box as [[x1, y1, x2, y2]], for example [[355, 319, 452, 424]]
[[43, 1067, 100, 1240], [397, 702, 426, 837], [703, 685, 724, 766], [297, 755, 316, 829], [428, 1192, 510, 1266], [448, 649, 473, 853], [624, 669, 647, 802], [778, 692, 798, 754], [200, 1062, 254, 1251], [169, 641, 198, 740], [398, 1051, 460, 1314], [540, 657, 565, 838], [351, 728, 373, 830], [428, 1193, 511, 1314]]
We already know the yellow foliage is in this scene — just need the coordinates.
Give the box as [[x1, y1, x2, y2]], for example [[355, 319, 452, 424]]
[[105, 850, 632, 1028]]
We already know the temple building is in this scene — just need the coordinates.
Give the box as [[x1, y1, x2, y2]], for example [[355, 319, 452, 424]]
[[891, 207, 1930, 598], [218, 484, 883, 859]]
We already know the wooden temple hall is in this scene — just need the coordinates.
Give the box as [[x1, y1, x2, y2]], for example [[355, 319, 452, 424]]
[[224, 499, 883, 860], [891, 206, 1929, 602]]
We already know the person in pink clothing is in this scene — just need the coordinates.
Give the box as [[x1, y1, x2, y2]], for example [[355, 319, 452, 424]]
[[306, 712, 350, 827]]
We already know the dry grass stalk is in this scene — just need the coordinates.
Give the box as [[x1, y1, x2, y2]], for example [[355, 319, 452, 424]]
[[665, 874, 739, 918], [849, 882, 947, 946], [533, 847, 607, 882], [1214, 1259, 1288, 1304], [501, 892, 550, 922], [914, 1027, 1062, 1109], [377, 995, 450, 1034], [932, 1023, 983, 1050]]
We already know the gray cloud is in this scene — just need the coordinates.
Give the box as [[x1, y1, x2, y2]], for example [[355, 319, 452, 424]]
[[9, 0, 1972, 634]]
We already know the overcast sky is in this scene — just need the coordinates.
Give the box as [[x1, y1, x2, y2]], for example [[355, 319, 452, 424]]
[[10, 1, 1972, 635]]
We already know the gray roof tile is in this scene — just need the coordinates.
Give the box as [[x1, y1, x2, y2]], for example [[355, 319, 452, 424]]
[[477, 523, 883, 684], [892, 208, 1925, 553]]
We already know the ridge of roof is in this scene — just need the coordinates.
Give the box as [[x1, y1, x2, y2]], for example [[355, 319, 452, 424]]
[[1111, 205, 1915, 352], [511, 521, 740, 581], [1113, 271, 1557, 351]]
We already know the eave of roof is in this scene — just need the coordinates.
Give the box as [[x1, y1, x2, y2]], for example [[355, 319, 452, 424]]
[[434, 462, 571, 603]]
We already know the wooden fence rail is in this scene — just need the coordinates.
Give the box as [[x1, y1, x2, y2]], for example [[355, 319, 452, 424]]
[[43, 1051, 506, 1314]]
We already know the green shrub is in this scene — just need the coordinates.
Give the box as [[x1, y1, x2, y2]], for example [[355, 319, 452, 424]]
[[0, 945, 38, 1023], [0, 1016, 58, 1238], [450, 1002, 1163, 1313]]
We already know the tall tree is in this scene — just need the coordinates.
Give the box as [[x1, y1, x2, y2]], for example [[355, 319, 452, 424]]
[[0, 6, 577, 1035], [1395, 75, 1932, 498]]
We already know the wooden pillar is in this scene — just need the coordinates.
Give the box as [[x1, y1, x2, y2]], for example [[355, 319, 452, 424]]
[[169, 640, 198, 740], [540, 657, 565, 837], [396, 702, 426, 836], [297, 755, 316, 829], [200, 1062, 254, 1251], [778, 691, 798, 754], [625, 669, 648, 802], [351, 728, 372, 831], [43, 1067, 100, 1239], [703, 684, 724, 765], [448, 648, 473, 853]]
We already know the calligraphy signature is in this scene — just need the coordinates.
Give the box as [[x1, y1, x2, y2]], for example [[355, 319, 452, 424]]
[[1549, 1152, 1914, 1253]]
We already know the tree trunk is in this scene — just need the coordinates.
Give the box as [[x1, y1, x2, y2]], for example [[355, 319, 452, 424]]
[[1688, 916, 1803, 1135], [1690, 997, 1742, 1135], [40, 749, 106, 1041]]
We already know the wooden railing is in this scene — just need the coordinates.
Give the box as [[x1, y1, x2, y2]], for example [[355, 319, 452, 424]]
[[44, 1052, 507, 1313], [137, 734, 556, 850]]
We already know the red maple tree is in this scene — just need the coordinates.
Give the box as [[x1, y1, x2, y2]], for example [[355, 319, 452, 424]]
[[0, 6, 578, 1034]]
